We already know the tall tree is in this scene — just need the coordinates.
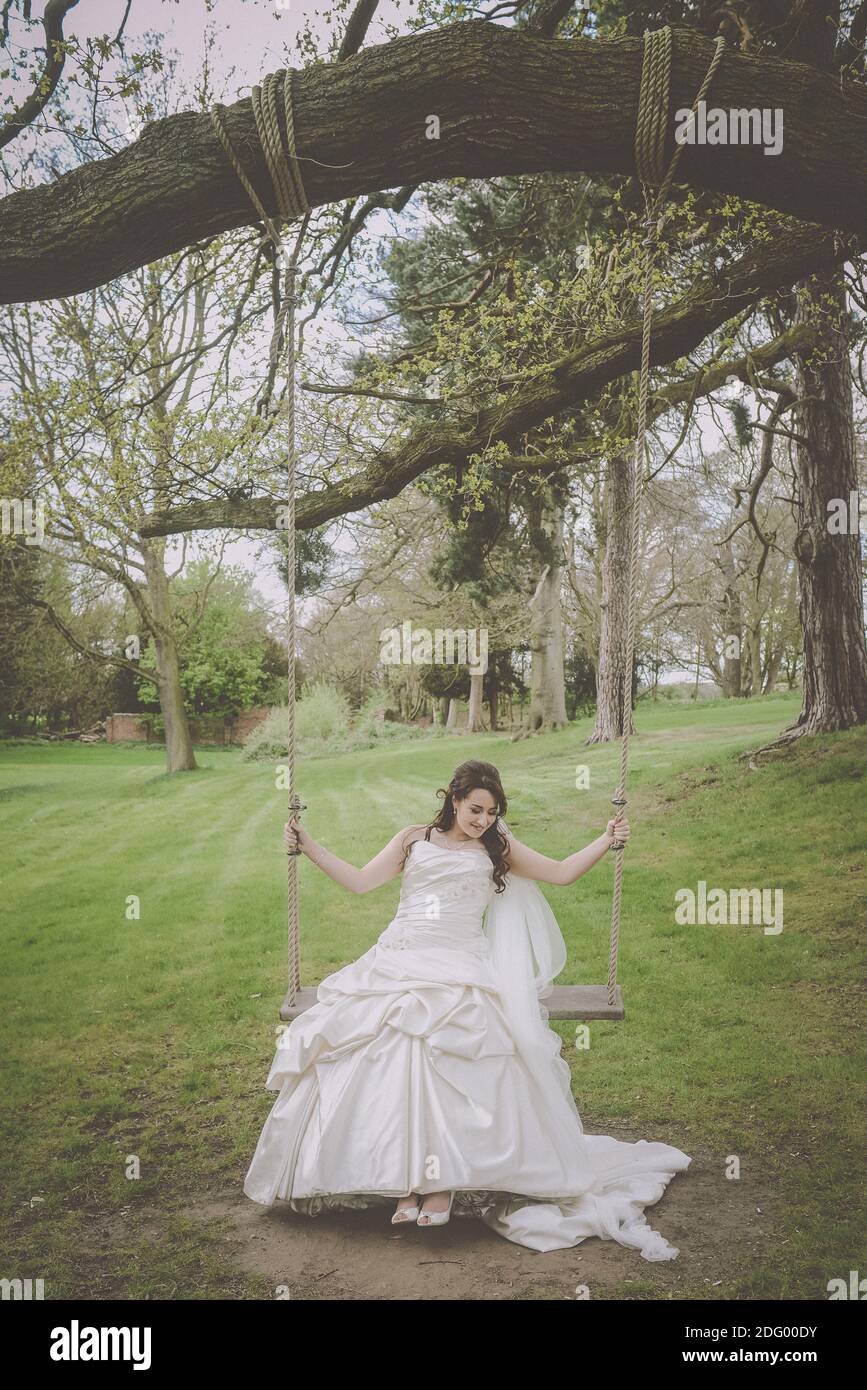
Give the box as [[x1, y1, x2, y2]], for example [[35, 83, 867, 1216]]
[[790, 272, 867, 732], [783, 1, 867, 736], [0, 236, 282, 771]]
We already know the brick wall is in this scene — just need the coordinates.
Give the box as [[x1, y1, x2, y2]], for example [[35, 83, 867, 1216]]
[[106, 706, 271, 746], [229, 706, 271, 742], [106, 713, 152, 742]]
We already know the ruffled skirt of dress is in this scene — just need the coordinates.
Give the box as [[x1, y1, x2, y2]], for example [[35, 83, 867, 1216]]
[[243, 939, 691, 1261]]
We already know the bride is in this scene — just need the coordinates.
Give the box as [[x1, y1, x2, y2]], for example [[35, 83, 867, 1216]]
[[243, 758, 691, 1259]]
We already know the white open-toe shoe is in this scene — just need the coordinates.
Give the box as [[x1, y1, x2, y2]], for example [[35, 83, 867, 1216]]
[[417, 1192, 455, 1227], [391, 1199, 421, 1225]]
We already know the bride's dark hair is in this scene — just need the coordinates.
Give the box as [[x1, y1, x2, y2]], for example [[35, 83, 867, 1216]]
[[427, 760, 511, 893]]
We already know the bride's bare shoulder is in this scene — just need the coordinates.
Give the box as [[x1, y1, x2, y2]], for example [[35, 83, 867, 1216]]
[[395, 824, 429, 854]]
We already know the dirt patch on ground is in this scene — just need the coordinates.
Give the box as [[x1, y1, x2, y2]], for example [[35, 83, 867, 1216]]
[[185, 1129, 775, 1300]]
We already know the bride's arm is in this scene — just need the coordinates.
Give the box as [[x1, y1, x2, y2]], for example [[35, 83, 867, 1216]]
[[505, 817, 629, 886], [283, 820, 417, 894]]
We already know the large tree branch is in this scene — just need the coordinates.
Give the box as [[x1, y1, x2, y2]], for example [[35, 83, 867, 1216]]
[[337, 0, 380, 61], [0, 0, 80, 152], [136, 222, 857, 539], [421, 325, 815, 483], [2, 21, 866, 302], [525, 0, 578, 37], [647, 324, 811, 417]]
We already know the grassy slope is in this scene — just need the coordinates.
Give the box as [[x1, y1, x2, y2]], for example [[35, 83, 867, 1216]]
[[0, 691, 864, 1299]]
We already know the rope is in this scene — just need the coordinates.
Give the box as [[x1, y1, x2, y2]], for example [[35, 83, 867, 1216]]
[[209, 69, 310, 233], [282, 252, 305, 1006], [606, 28, 727, 1006], [208, 72, 310, 1008]]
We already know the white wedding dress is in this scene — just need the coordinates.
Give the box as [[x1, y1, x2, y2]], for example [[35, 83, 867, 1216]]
[[243, 832, 691, 1259]]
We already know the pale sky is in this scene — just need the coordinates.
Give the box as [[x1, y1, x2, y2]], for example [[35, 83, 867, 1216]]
[[57, 0, 408, 92]]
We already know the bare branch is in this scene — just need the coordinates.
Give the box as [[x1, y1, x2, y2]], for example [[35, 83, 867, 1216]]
[[113, 0, 133, 47], [0, 0, 81, 152]]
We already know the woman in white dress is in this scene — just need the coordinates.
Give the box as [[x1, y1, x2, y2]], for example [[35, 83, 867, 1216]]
[[243, 759, 691, 1260]]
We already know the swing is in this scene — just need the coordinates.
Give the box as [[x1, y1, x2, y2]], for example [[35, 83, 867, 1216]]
[[208, 28, 726, 1026]]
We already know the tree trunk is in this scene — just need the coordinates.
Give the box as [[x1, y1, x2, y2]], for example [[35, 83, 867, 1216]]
[[466, 672, 484, 732], [488, 673, 499, 732], [789, 271, 867, 732], [746, 622, 763, 698], [445, 697, 458, 730], [739, 639, 750, 697], [763, 647, 784, 694], [651, 631, 662, 700], [140, 541, 197, 773], [717, 538, 743, 698], [588, 451, 635, 742], [528, 492, 568, 733], [780, 17, 867, 737]]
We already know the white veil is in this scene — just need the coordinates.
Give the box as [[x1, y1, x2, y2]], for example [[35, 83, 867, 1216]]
[[483, 819, 592, 1168]]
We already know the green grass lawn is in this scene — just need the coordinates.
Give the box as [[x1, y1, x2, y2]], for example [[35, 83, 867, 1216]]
[[1, 691, 864, 1299]]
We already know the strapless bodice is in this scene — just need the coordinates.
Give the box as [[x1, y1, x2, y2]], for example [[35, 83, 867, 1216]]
[[376, 838, 495, 956]]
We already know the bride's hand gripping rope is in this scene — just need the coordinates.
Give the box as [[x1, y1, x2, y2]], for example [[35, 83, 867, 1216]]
[[284, 816, 312, 857], [606, 813, 631, 850]]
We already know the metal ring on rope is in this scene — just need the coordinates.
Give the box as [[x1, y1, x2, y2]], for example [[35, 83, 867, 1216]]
[[605, 28, 727, 1007], [208, 71, 310, 1007]]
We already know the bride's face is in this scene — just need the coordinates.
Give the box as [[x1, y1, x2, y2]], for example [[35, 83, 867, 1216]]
[[452, 788, 499, 839]]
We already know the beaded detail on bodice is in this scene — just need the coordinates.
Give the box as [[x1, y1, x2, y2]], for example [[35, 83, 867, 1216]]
[[376, 838, 495, 956]]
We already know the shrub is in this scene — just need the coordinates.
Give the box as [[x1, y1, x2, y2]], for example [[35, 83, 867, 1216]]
[[296, 682, 352, 743], [242, 683, 351, 761], [242, 686, 448, 761], [241, 705, 289, 761]]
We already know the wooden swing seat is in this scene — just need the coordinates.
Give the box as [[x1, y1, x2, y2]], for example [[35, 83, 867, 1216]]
[[280, 983, 624, 1023]]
